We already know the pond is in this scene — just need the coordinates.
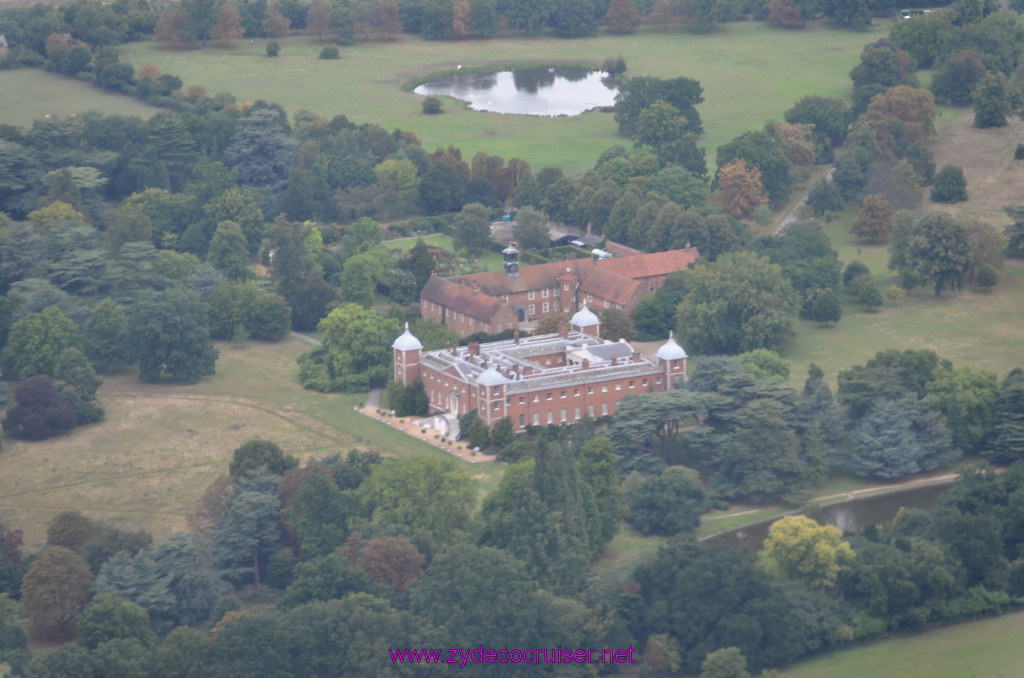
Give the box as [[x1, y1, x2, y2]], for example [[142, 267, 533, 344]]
[[704, 481, 955, 552], [413, 66, 619, 116]]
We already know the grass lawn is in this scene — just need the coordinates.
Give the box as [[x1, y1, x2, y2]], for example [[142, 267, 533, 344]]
[[779, 609, 1024, 678], [0, 337, 503, 548], [0, 69, 158, 127], [117, 20, 886, 174], [379, 233, 505, 270]]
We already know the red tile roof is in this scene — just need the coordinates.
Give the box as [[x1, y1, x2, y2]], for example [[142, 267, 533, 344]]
[[421, 248, 700, 318]]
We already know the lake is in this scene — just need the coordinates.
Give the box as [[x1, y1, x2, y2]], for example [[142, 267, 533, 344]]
[[413, 66, 619, 116]]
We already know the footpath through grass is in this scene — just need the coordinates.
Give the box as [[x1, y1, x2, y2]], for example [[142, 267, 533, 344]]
[[118, 20, 886, 174]]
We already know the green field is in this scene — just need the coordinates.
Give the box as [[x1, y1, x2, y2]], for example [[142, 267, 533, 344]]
[[780, 609, 1024, 678], [118, 20, 886, 174], [380, 233, 505, 270], [0, 69, 158, 127], [0, 337, 503, 549]]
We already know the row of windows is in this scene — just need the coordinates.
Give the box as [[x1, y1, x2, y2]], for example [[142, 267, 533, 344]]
[[518, 403, 609, 427], [516, 379, 653, 405]]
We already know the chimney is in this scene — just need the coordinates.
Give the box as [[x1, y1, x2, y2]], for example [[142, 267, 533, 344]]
[[632, 350, 641, 363], [513, 329, 520, 345], [558, 322, 568, 338], [581, 359, 589, 370], [469, 341, 480, 356], [611, 355, 617, 365]]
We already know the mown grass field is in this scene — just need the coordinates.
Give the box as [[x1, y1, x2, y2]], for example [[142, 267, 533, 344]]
[[779, 609, 1024, 678], [0, 337, 503, 548], [780, 107, 1024, 386], [0, 69, 157, 127], [117, 20, 886, 173]]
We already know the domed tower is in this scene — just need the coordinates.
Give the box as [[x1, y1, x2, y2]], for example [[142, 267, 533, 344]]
[[570, 303, 600, 337], [503, 241, 519, 278], [392, 322, 423, 386], [656, 331, 688, 389]]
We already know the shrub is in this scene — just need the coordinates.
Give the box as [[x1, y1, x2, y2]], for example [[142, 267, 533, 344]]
[[1016, 144, 1024, 160], [2, 376, 76, 440], [421, 96, 443, 115], [977, 263, 998, 291], [266, 40, 280, 57], [319, 46, 339, 59], [931, 165, 968, 203]]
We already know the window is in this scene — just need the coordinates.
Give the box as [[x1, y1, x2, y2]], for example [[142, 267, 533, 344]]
[[615, 383, 622, 391], [560, 391, 567, 399], [574, 406, 580, 420], [519, 397, 526, 404], [533, 394, 540, 403], [554, 301, 560, 312], [493, 401, 500, 410], [519, 414, 525, 426], [574, 388, 580, 396], [542, 288, 549, 298], [602, 403, 609, 416], [545, 358, 551, 365], [629, 381, 635, 389], [528, 290, 535, 300], [528, 304, 535, 315], [604, 300, 610, 308], [561, 408, 567, 422], [547, 411, 554, 424], [656, 377, 662, 384], [642, 378, 648, 386], [533, 413, 540, 425], [588, 386, 594, 394], [602, 385, 608, 393], [588, 405, 595, 417], [542, 302, 549, 314], [546, 393, 553, 401], [563, 284, 569, 291], [492, 386, 500, 396]]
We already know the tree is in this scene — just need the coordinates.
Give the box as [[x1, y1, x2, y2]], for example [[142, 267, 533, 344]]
[[285, 473, 358, 558], [852, 194, 894, 242], [849, 397, 957, 479], [204, 187, 266, 257], [986, 369, 1024, 462], [306, 0, 333, 42], [299, 304, 399, 392], [2, 376, 76, 440], [806, 178, 844, 217], [931, 165, 968, 203], [974, 72, 1012, 128], [604, 0, 640, 33], [512, 206, 550, 250], [358, 457, 475, 547], [615, 76, 704, 138], [224, 110, 297, 196], [207, 221, 251, 281], [53, 347, 104, 424], [345, 535, 424, 593], [229, 439, 297, 478], [598, 308, 635, 342], [628, 466, 706, 536], [801, 288, 841, 326], [677, 252, 799, 355], [1, 306, 83, 380], [125, 288, 218, 383], [210, 2, 245, 45], [890, 13, 952, 69], [77, 593, 155, 650], [905, 212, 974, 296], [758, 515, 854, 591], [931, 50, 987, 105], [21, 546, 93, 640], [212, 471, 282, 586], [550, 0, 598, 37], [452, 202, 491, 256], [700, 647, 751, 678], [716, 130, 793, 206], [262, 0, 292, 37], [785, 95, 847, 148], [713, 159, 768, 218], [421, 95, 443, 114], [278, 552, 372, 608], [632, 101, 691, 149]]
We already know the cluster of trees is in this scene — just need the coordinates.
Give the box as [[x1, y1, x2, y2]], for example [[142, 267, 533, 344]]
[[608, 349, 1023, 510]]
